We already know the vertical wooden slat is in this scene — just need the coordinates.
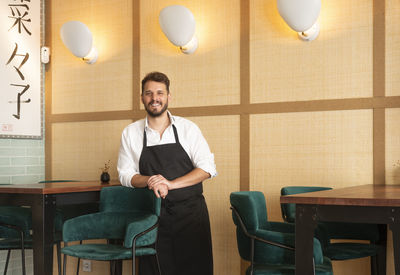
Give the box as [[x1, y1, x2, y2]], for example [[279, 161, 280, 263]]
[[374, 109, 385, 185], [240, 0, 250, 274], [240, 114, 250, 192], [373, 0, 385, 98], [373, 0, 385, 185], [44, 0, 52, 180], [240, 0, 250, 107], [132, 0, 141, 112], [240, 0, 250, 192]]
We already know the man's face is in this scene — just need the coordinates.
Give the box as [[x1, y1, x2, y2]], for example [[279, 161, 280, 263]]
[[141, 81, 170, 117]]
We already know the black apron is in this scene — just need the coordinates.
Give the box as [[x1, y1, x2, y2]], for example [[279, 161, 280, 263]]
[[138, 124, 213, 275]]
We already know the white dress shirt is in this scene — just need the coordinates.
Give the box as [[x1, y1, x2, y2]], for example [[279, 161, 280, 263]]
[[117, 111, 217, 187]]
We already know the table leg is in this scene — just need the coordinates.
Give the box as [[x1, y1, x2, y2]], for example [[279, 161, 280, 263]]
[[108, 239, 123, 275], [32, 194, 56, 275], [295, 204, 317, 275], [372, 224, 387, 275]]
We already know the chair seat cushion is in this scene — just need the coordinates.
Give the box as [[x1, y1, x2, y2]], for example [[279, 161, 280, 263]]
[[247, 257, 333, 275], [325, 243, 380, 260], [61, 243, 156, 261], [62, 211, 156, 244]]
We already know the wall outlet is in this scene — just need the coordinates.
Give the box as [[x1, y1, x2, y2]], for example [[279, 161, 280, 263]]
[[82, 260, 92, 272]]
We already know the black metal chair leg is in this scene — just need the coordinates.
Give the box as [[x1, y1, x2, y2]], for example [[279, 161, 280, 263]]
[[62, 254, 67, 275], [63, 243, 68, 275], [20, 232, 26, 275], [76, 258, 80, 275], [76, 240, 82, 275], [21, 247, 26, 275], [132, 245, 136, 275], [57, 242, 62, 275], [249, 238, 254, 275], [111, 260, 117, 275], [3, 249, 11, 275], [371, 255, 378, 275]]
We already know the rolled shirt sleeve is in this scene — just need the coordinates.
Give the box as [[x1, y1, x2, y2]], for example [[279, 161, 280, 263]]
[[117, 124, 142, 187], [178, 119, 217, 178]]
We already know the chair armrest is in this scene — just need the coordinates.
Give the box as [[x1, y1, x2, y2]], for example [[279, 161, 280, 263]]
[[254, 228, 324, 265], [124, 214, 158, 248], [252, 228, 295, 250], [267, 221, 295, 233], [63, 211, 149, 242]]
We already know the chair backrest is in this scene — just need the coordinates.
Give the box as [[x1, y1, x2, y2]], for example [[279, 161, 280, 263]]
[[0, 206, 32, 237], [62, 186, 161, 243], [100, 186, 161, 216], [230, 191, 270, 261], [0, 226, 21, 239], [230, 191, 269, 231], [281, 186, 332, 223]]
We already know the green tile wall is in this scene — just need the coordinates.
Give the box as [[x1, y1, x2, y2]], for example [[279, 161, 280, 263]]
[[0, 139, 44, 184]]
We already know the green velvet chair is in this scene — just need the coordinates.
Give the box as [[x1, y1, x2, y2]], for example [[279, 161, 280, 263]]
[[0, 204, 63, 275], [61, 186, 161, 275], [0, 206, 33, 275], [230, 191, 333, 275], [281, 186, 384, 275]]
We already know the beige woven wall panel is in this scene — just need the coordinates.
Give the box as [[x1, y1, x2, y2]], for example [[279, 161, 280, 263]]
[[189, 115, 241, 275], [386, 108, 400, 185], [250, 110, 373, 221], [52, 120, 131, 181], [386, 0, 400, 96], [51, 0, 133, 114], [250, 0, 373, 103], [140, 0, 240, 108]]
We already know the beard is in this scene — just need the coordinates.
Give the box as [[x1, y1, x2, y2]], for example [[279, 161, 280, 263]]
[[144, 101, 168, 117]]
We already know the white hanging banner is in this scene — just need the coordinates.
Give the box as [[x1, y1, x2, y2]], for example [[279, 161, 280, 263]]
[[0, 0, 41, 138]]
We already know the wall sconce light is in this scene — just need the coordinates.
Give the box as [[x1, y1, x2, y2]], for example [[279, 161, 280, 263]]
[[60, 21, 98, 64], [277, 0, 321, 41], [159, 5, 198, 54]]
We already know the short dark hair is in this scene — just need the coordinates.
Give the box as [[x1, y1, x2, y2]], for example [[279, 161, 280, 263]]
[[141, 72, 170, 94]]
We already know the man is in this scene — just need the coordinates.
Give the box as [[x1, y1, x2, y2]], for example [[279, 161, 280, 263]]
[[117, 71, 217, 275]]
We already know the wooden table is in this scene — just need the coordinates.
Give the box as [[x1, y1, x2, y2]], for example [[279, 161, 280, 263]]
[[0, 180, 120, 275], [280, 184, 400, 275]]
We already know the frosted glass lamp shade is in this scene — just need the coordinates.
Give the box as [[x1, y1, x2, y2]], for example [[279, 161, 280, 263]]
[[277, 0, 321, 41], [60, 21, 98, 64], [159, 5, 198, 54]]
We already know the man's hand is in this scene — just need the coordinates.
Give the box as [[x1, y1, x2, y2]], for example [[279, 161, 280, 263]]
[[147, 174, 172, 198], [147, 174, 172, 190], [152, 183, 168, 199]]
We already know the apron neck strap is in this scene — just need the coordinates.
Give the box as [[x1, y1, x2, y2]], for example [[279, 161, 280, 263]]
[[143, 124, 179, 147]]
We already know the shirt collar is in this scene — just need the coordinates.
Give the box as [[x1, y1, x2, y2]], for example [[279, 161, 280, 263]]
[[144, 111, 175, 131]]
